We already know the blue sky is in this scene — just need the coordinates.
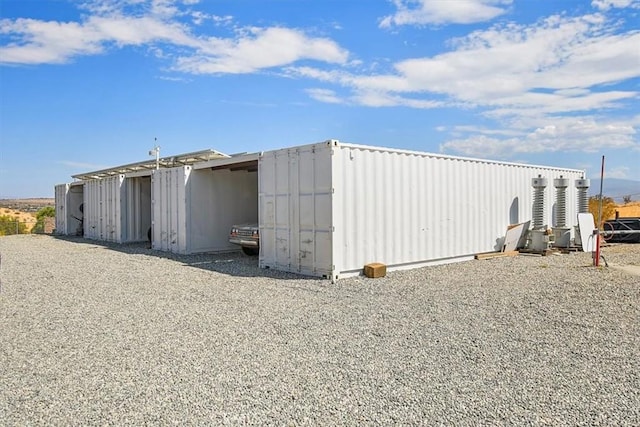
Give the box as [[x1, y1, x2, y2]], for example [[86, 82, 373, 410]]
[[1, 0, 639, 198]]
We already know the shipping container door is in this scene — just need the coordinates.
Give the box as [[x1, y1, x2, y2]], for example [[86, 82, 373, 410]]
[[151, 166, 190, 254], [102, 175, 124, 242], [83, 180, 100, 240], [259, 149, 292, 271], [54, 184, 69, 234], [259, 155, 276, 266], [259, 144, 333, 278], [83, 176, 124, 242], [296, 146, 333, 277]]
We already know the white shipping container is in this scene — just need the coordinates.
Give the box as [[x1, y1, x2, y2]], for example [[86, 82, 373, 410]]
[[54, 182, 84, 235], [84, 175, 125, 242], [259, 141, 585, 281], [151, 164, 259, 254]]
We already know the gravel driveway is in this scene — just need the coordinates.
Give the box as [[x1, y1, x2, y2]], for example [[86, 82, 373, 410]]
[[1, 235, 638, 425]]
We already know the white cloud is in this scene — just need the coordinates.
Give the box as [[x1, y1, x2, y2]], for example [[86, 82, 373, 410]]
[[306, 88, 343, 104], [2, 0, 638, 163], [380, 0, 512, 27], [0, 18, 104, 64], [293, 12, 640, 113], [450, 125, 523, 137], [605, 166, 632, 179], [0, 1, 348, 74], [375, 14, 640, 105], [191, 12, 233, 26], [90, 15, 195, 47], [351, 90, 442, 108], [591, 0, 640, 10], [156, 75, 191, 82], [440, 116, 638, 158], [269, 8, 640, 160], [439, 135, 517, 158], [175, 27, 348, 74]]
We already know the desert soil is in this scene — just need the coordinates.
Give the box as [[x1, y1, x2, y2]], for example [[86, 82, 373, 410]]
[[0, 208, 37, 232], [613, 201, 640, 218], [0, 199, 54, 233]]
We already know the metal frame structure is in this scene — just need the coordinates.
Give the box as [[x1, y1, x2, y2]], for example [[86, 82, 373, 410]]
[[72, 149, 229, 181]]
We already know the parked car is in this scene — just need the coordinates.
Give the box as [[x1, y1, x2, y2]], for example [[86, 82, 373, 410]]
[[229, 224, 260, 255]]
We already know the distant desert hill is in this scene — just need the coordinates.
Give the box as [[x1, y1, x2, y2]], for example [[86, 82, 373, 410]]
[[0, 198, 54, 213], [589, 178, 640, 203]]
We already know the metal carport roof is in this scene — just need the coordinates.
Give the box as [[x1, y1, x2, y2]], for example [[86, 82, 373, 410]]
[[72, 149, 230, 180]]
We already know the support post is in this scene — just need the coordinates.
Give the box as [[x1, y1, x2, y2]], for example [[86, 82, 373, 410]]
[[594, 156, 605, 267]]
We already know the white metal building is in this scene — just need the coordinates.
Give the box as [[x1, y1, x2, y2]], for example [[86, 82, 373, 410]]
[[55, 140, 585, 280], [54, 181, 84, 236], [151, 153, 259, 253]]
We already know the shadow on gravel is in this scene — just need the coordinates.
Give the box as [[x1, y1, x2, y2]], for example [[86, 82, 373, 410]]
[[51, 235, 319, 281]]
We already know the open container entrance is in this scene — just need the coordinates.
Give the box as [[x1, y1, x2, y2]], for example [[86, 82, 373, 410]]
[[54, 182, 85, 236], [191, 155, 259, 253], [123, 176, 152, 242], [152, 153, 259, 254]]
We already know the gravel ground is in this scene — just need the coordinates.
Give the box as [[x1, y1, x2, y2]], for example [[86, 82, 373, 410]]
[[0, 235, 638, 426]]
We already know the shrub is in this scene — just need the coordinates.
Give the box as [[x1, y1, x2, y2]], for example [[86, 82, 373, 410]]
[[588, 196, 616, 227], [0, 215, 28, 236], [32, 206, 56, 234]]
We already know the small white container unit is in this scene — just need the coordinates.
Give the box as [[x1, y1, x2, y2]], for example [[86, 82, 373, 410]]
[[151, 154, 259, 254], [54, 182, 84, 235], [259, 140, 584, 281]]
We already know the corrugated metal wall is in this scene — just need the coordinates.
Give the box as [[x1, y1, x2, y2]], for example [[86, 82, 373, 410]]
[[83, 175, 125, 242], [259, 144, 334, 277], [152, 166, 190, 254], [332, 143, 584, 277]]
